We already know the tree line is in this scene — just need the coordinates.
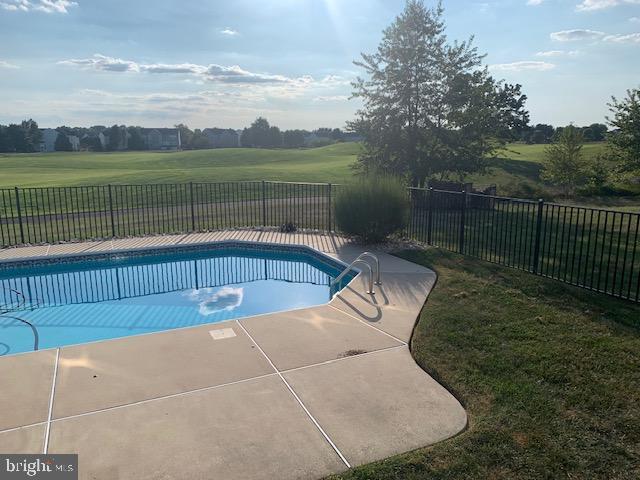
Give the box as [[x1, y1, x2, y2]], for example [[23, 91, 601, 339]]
[[519, 123, 608, 144], [0, 119, 42, 153], [0, 120, 357, 153]]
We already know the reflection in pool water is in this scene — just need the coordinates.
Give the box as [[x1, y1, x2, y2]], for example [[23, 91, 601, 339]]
[[0, 246, 353, 355], [185, 286, 245, 316]]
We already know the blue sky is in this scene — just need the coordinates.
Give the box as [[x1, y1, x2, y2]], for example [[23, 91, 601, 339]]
[[0, 0, 638, 129]]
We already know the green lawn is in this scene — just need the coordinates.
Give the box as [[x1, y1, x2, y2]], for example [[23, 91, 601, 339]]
[[0, 143, 362, 188], [470, 142, 609, 196], [1, 141, 637, 209], [0, 142, 605, 189], [330, 248, 639, 480]]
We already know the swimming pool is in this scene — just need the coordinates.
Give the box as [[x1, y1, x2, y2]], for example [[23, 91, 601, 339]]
[[0, 242, 355, 356]]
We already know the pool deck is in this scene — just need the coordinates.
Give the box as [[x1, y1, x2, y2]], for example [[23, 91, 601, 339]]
[[0, 231, 466, 480]]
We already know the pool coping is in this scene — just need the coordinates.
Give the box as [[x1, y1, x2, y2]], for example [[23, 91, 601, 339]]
[[0, 231, 467, 480]]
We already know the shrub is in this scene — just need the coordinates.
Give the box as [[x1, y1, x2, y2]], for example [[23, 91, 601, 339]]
[[501, 181, 554, 201], [334, 176, 409, 243]]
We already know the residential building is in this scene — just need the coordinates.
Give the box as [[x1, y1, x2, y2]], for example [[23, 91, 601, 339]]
[[203, 128, 240, 148], [141, 128, 181, 150], [38, 128, 59, 152]]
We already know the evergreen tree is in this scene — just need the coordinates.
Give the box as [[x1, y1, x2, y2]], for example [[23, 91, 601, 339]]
[[350, 0, 528, 185], [606, 87, 640, 175], [542, 125, 586, 196]]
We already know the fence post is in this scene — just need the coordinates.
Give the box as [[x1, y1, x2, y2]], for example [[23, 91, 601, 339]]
[[261, 181, 267, 227], [427, 187, 433, 245], [532, 198, 544, 274], [14, 186, 25, 244], [459, 190, 466, 253], [189, 182, 196, 232], [108, 184, 116, 238], [327, 183, 332, 232]]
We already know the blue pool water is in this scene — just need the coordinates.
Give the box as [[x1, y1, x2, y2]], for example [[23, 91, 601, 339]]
[[0, 244, 353, 356]]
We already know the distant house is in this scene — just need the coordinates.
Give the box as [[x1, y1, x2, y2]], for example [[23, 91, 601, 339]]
[[203, 128, 240, 148], [68, 135, 80, 151], [38, 129, 80, 152], [141, 128, 181, 150], [39, 128, 59, 152]]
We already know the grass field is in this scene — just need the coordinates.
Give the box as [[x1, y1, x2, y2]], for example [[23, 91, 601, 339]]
[[1, 141, 637, 210], [0, 142, 605, 189], [0, 143, 361, 188], [330, 248, 640, 480], [471, 142, 608, 193]]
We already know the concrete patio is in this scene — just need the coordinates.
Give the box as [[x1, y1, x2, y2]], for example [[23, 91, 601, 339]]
[[0, 231, 467, 480]]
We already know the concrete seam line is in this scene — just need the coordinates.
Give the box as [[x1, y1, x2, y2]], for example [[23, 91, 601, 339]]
[[43, 347, 60, 454], [328, 304, 408, 345], [0, 421, 48, 435], [235, 320, 352, 469], [49, 372, 279, 424], [280, 344, 407, 375]]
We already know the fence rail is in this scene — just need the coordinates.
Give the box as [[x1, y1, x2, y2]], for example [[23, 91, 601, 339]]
[[407, 188, 640, 303], [1, 182, 638, 303]]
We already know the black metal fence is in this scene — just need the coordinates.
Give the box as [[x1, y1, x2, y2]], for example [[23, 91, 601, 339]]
[[0, 181, 335, 246], [1, 182, 638, 303], [408, 188, 640, 303]]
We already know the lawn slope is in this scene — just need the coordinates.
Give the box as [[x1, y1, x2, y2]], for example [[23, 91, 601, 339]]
[[0, 143, 361, 187]]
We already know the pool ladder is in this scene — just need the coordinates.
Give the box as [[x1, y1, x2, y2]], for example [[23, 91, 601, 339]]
[[330, 252, 381, 296]]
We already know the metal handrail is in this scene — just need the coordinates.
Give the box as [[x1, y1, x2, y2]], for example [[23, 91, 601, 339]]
[[357, 252, 382, 285], [331, 252, 381, 295]]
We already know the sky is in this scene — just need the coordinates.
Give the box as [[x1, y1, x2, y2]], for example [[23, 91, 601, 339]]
[[0, 0, 639, 130]]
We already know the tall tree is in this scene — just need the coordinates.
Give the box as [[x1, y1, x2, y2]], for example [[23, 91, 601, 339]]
[[541, 125, 586, 196], [269, 126, 283, 147], [582, 123, 607, 142], [241, 117, 281, 148], [127, 126, 146, 150], [0, 126, 9, 152], [54, 132, 73, 151], [174, 124, 194, 149], [283, 129, 306, 148], [21, 119, 41, 152], [107, 125, 123, 151], [350, 0, 528, 185], [606, 87, 640, 175]]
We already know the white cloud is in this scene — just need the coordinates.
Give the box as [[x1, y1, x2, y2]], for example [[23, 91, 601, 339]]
[[0, 60, 19, 68], [630, 16, 640, 22], [550, 29, 605, 41], [220, 28, 239, 36], [313, 95, 350, 102], [527, 0, 544, 5], [58, 54, 139, 72], [204, 64, 292, 84], [603, 32, 640, 43], [489, 61, 555, 72], [57, 54, 344, 89], [576, 0, 640, 11], [140, 63, 207, 75], [535, 50, 580, 57], [0, 0, 76, 13]]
